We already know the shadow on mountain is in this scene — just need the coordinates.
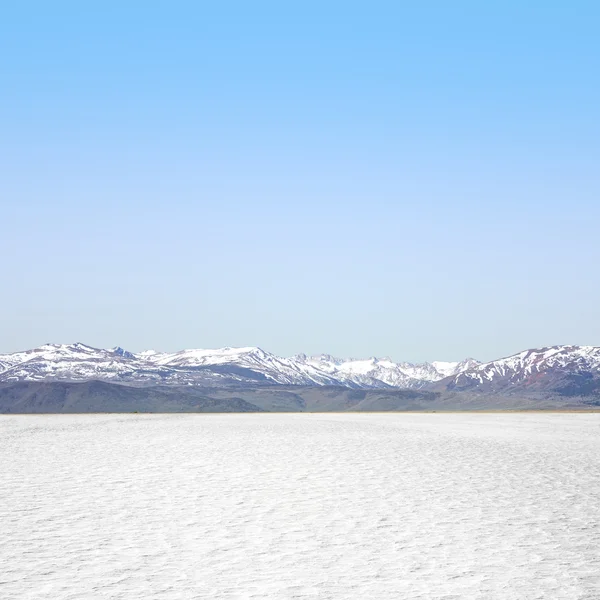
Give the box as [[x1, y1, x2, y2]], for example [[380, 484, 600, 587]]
[[0, 380, 596, 413]]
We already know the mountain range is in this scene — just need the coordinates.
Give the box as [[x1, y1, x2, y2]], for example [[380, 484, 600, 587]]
[[1, 343, 599, 412], [0, 342, 482, 388]]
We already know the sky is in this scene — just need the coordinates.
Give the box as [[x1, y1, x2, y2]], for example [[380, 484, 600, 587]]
[[1, 1, 599, 362]]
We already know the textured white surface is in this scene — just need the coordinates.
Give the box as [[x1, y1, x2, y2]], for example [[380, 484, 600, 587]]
[[1, 414, 600, 599]]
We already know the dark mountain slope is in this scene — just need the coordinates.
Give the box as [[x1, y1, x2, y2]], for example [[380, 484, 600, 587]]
[[0, 381, 263, 413], [0, 381, 595, 413]]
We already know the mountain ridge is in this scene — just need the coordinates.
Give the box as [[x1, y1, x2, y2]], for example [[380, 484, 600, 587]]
[[1, 343, 599, 399], [0, 343, 478, 389]]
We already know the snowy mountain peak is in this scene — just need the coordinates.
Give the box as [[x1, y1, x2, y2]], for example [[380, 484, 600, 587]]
[[306, 354, 345, 365], [110, 346, 135, 358], [431, 358, 481, 378], [0, 343, 482, 388], [439, 345, 600, 394], [9, 342, 598, 396], [145, 346, 270, 368]]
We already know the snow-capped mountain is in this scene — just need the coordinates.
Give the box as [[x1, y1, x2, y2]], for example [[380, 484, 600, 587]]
[[438, 345, 600, 396], [0, 343, 148, 383], [141, 347, 343, 386], [432, 359, 481, 378], [0, 344, 281, 387], [0, 343, 479, 389], [291, 355, 478, 388], [2, 343, 599, 397]]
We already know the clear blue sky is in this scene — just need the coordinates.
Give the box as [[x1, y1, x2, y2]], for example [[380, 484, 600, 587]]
[[1, 1, 599, 362]]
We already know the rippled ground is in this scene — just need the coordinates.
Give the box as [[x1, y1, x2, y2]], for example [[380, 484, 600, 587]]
[[1, 413, 599, 599]]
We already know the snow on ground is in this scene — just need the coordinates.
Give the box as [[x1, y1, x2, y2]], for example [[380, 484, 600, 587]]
[[1, 413, 600, 599]]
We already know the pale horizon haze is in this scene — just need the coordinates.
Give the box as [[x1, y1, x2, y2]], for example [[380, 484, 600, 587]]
[[1, 2, 599, 363]]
